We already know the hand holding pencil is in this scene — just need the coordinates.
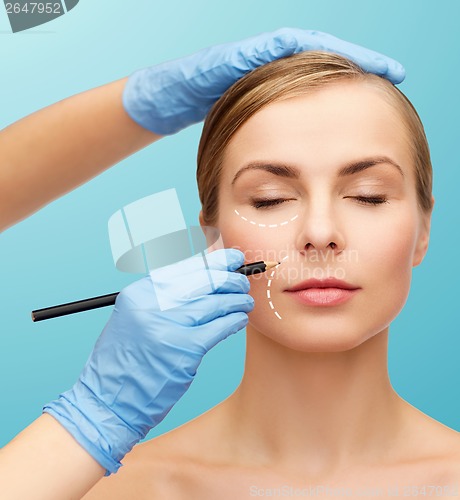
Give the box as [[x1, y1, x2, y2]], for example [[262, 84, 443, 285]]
[[43, 248, 259, 475], [31, 257, 278, 321]]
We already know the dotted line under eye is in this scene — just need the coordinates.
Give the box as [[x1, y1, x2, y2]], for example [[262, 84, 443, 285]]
[[267, 255, 289, 320], [234, 209, 298, 227]]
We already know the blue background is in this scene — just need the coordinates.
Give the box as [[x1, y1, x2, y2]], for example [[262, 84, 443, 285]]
[[1, 0, 458, 447]]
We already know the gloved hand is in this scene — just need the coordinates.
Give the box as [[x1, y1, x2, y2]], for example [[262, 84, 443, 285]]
[[122, 27, 405, 135], [43, 248, 253, 476]]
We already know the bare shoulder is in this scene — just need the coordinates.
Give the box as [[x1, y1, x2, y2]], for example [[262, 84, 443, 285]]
[[405, 404, 460, 481], [442, 426, 460, 480]]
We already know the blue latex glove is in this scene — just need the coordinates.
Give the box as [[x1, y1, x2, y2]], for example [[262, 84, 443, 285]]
[[123, 27, 405, 135], [43, 248, 253, 476]]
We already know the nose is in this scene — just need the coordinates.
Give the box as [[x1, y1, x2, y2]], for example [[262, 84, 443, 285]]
[[295, 196, 345, 256]]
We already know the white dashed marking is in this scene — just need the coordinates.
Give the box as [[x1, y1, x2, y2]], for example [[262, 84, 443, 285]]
[[265, 255, 289, 320], [234, 209, 298, 228], [234, 209, 293, 320]]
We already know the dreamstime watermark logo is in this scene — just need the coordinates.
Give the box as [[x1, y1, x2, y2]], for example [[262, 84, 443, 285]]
[[3, 0, 79, 32]]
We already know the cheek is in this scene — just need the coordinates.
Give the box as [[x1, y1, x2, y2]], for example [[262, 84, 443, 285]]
[[217, 216, 289, 310], [362, 206, 418, 288], [343, 205, 420, 340]]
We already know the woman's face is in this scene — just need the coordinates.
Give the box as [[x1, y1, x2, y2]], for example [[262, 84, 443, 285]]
[[201, 81, 433, 352]]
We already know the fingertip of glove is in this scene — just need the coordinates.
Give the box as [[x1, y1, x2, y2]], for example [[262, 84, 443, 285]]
[[238, 314, 249, 330], [232, 312, 249, 333], [372, 57, 406, 85], [225, 247, 246, 269], [388, 62, 406, 84]]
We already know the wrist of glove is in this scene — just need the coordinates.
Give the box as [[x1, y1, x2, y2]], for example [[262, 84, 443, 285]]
[[43, 249, 253, 475], [122, 27, 405, 135], [44, 382, 138, 476]]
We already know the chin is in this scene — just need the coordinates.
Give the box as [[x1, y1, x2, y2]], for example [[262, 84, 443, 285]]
[[247, 315, 373, 353]]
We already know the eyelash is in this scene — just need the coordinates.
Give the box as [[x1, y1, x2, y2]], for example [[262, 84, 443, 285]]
[[251, 196, 389, 209]]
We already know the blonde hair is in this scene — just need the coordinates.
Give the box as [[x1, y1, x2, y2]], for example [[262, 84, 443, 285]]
[[197, 51, 433, 226]]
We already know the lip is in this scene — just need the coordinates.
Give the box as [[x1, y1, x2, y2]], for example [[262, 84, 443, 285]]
[[285, 278, 359, 292], [285, 288, 360, 306], [284, 277, 361, 307]]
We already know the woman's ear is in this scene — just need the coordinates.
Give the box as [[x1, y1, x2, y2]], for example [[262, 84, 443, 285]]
[[412, 195, 435, 267], [199, 210, 205, 228], [199, 210, 223, 252]]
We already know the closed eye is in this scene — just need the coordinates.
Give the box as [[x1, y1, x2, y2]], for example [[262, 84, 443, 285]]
[[250, 196, 389, 209], [346, 196, 389, 206], [250, 198, 291, 209]]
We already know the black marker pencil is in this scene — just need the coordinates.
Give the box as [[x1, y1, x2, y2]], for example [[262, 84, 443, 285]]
[[31, 260, 280, 322]]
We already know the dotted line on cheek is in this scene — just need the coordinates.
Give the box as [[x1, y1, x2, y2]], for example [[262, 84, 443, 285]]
[[266, 255, 289, 320], [232, 209, 294, 320], [234, 209, 298, 227]]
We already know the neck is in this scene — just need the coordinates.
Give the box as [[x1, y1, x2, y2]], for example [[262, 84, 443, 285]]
[[225, 324, 405, 476]]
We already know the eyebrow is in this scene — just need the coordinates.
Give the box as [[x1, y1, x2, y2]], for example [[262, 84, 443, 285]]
[[231, 156, 405, 186]]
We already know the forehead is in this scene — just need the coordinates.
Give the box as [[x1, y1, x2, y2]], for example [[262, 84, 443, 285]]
[[222, 81, 412, 183]]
